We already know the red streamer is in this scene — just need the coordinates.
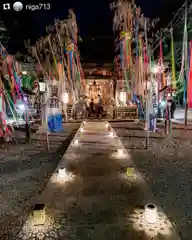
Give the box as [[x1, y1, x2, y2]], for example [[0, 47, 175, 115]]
[[187, 41, 192, 108]]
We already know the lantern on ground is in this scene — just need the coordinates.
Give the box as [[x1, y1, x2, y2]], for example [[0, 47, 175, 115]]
[[74, 139, 78, 145], [58, 167, 67, 180], [144, 204, 157, 224], [109, 131, 114, 137], [126, 167, 134, 177], [117, 148, 124, 157], [32, 204, 46, 225]]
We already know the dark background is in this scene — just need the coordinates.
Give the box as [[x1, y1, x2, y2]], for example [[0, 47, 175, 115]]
[[0, 0, 186, 62]]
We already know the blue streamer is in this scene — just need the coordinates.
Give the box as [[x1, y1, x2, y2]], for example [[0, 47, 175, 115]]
[[69, 51, 73, 79], [68, 51, 74, 89], [132, 93, 144, 119], [13, 71, 22, 92], [135, 18, 139, 58], [120, 40, 124, 69]]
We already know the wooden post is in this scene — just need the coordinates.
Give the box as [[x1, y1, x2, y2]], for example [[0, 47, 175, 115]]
[[145, 80, 149, 149], [184, 101, 188, 131], [46, 131, 50, 151], [184, 68, 188, 131]]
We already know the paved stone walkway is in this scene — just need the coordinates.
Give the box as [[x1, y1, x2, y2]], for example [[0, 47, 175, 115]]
[[18, 121, 181, 239]]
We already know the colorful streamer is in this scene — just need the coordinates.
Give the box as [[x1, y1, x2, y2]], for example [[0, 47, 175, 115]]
[[187, 41, 192, 108], [170, 29, 176, 89], [159, 41, 166, 87]]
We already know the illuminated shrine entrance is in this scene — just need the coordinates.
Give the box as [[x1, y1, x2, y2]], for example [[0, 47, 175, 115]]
[[85, 79, 114, 117], [86, 79, 114, 104]]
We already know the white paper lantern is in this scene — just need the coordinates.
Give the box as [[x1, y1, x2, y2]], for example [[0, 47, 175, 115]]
[[117, 148, 124, 156], [105, 123, 109, 128], [62, 92, 69, 103], [119, 91, 126, 104], [39, 82, 46, 92], [144, 204, 157, 224], [58, 167, 67, 179]]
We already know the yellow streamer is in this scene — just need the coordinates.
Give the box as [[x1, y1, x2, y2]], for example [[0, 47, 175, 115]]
[[171, 29, 176, 89]]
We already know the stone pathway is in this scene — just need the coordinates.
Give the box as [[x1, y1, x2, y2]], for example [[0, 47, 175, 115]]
[[17, 121, 181, 240]]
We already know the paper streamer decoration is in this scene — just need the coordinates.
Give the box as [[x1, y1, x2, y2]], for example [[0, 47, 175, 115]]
[[159, 41, 166, 87], [183, 7, 188, 104], [171, 29, 176, 89]]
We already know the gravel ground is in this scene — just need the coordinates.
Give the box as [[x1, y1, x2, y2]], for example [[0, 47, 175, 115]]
[[111, 122, 192, 240], [0, 123, 80, 239]]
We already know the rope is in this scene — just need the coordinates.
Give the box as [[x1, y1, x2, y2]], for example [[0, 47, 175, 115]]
[[151, 0, 192, 54]]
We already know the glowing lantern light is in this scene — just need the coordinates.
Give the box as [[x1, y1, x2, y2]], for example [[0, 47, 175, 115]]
[[32, 204, 46, 225], [109, 131, 114, 137], [74, 139, 78, 145], [119, 91, 126, 104], [126, 167, 134, 177], [117, 148, 124, 157], [144, 204, 157, 224], [80, 127, 84, 132], [62, 92, 69, 103], [39, 82, 46, 92], [58, 167, 68, 180]]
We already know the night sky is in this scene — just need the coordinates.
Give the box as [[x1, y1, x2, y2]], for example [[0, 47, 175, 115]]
[[0, 0, 186, 62]]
